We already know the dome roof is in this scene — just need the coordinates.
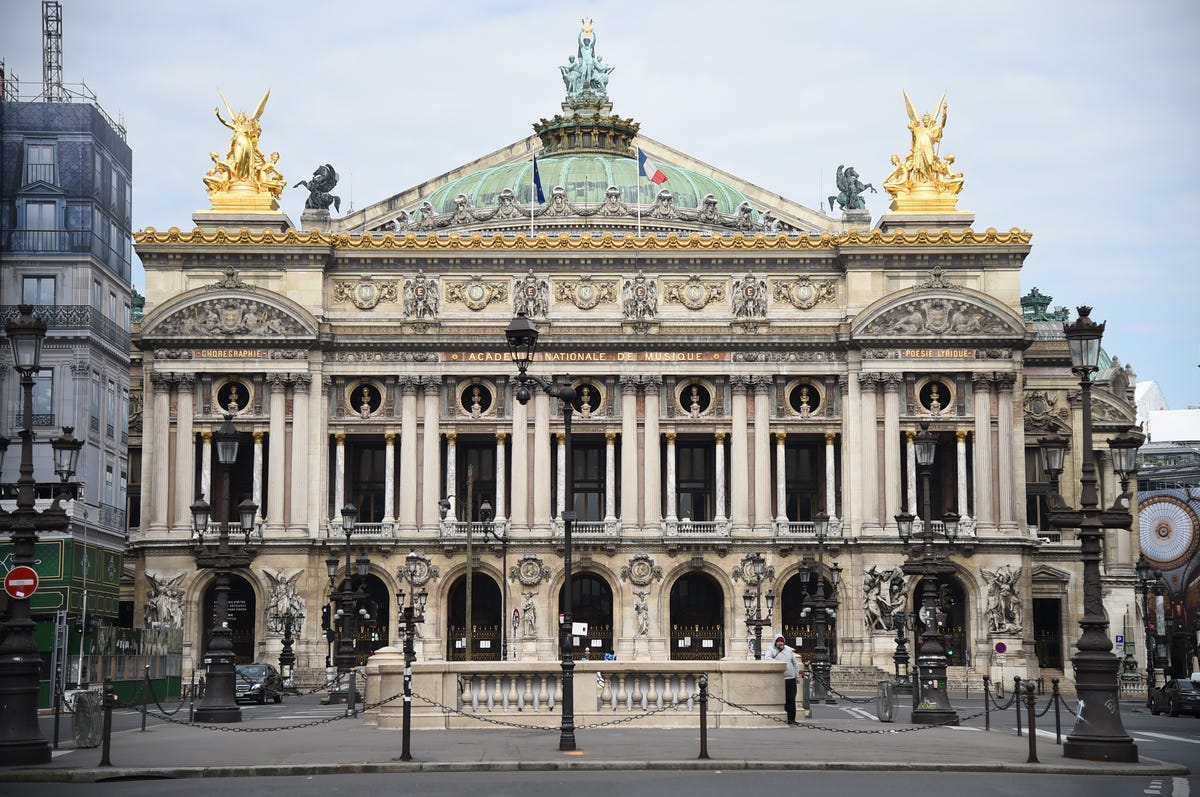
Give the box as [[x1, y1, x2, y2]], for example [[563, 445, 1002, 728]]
[[420, 152, 755, 217]]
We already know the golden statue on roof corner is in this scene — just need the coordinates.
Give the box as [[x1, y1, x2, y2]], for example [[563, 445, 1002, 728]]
[[883, 91, 965, 213], [201, 89, 284, 212]]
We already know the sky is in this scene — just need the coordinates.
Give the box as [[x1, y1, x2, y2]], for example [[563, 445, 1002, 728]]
[[3, 0, 1198, 410]]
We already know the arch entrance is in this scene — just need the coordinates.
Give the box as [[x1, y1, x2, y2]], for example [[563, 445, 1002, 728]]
[[669, 573, 724, 660]]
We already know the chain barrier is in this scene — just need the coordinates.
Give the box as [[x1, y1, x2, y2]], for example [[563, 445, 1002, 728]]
[[136, 686, 409, 733], [814, 676, 875, 704], [709, 692, 986, 733], [988, 690, 1017, 711]]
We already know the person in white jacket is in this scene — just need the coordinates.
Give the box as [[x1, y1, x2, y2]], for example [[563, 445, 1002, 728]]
[[763, 633, 800, 724]]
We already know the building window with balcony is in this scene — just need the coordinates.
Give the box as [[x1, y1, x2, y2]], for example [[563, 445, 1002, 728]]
[[17, 371, 54, 428], [91, 377, 101, 433], [453, 441, 496, 522], [569, 440, 605, 521], [93, 151, 104, 197], [24, 142, 56, 185], [107, 380, 117, 437], [1025, 447, 1057, 538], [784, 443, 823, 521], [677, 439, 714, 522], [21, 276, 55, 306]]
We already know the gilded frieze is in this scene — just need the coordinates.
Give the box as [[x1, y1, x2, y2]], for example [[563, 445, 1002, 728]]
[[445, 277, 509, 311], [770, 276, 837, 309], [553, 276, 618, 310], [136, 227, 1033, 249], [333, 276, 399, 310], [662, 275, 726, 310]]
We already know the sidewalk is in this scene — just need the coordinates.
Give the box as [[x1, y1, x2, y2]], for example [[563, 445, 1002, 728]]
[[2, 697, 1190, 783]]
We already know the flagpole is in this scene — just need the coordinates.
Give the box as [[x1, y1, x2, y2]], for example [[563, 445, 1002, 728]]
[[530, 155, 536, 239], [636, 148, 643, 239]]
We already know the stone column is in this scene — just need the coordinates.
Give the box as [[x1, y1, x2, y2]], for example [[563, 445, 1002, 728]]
[[422, 378, 441, 530], [858, 373, 879, 529], [775, 431, 788, 523], [714, 430, 727, 522], [399, 378, 419, 532], [253, 431, 265, 522], [664, 430, 677, 521], [149, 372, 171, 532], [289, 373, 311, 533], [510, 399, 528, 530], [752, 377, 772, 530], [619, 377, 640, 528], [842, 370, 859, 533], [445, 433, 457, 512], [730, 376, 750, 532], [883, 375, 901, 530], [556, 432, 567, 518], [383, 432, 396, 523], [906, 431, 917, 517], [824, 432, 838, 520], [308, 374, 326, 537], [604, 430, 617, 522], [643, 377, 662, 528], [334, 431, 346, 516], [200, 431, 213, 504], [173, 375, 195, 531], [955, 430, 969, 518], [972, 374, 994, 527], [533, 392, 552, 530], [995, 373, 1016, 527], [494, 432, 508, 523], [267, 374, 287, 531]]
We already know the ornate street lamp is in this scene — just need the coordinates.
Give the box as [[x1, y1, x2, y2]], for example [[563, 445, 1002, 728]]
[[191, 487, 258, 723], [804, 511, 840, 704], [1040, 306, 1143, 762], [894, 421, 960, 726], [504, 310, 581, 751], [1134, 553, 1163, 708], [0, 306, 75, 765], [740, 552, 775, 659], [398, 550, 429, 761], [892, 609, 914, 701]]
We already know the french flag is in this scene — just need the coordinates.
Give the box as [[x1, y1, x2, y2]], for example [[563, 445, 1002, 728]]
[[638, 148, 668, 185]]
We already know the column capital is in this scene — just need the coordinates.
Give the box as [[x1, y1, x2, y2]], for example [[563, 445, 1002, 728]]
[[857, 372, 879, 389], [971, 372, 991, 390], [714, 429, 727, 443], [290, 372, 312, 387], [824, 432, 838, 444], [956, 429, 969, 443], [992, 371, 1017, 390], [445, 432, 457, 444], [335, 431, 346, 443], [419, 375, 441, 390], [641, 375, 663, 389], [495, 431, 508, 444], [267, 373, 289, 391], [605, 430, 617, 444], [730, 375, 752, 395], [620, 376, 641, 395], [385, 431, 396, 443], [399, 377, 419, 395], [556, 432, 566, 444], [752, 375, 773, 394], [883, 374, 902, 392], [775, 431, 788, 444], [201, 430, 213, 443], [253, 430, 265, 443], [176, 374, 196, 390], [664, 429, 677, 444], [905, 429, 916, 442], [150, 371, 174, 390]]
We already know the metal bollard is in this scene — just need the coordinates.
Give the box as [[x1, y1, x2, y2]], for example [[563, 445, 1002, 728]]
[[698, 675, 710, 760], [800, 672, 810, 711], [188, 671, 196, 723], [99, 676, 115, 768], [1052, 678, 1061, 745], [982, 675, 990, 731], [141, 665, 150, 732], [1014, 676, 1022, 736], [1025, 682, 1038, 763], [348, 669, 358, 719], [53, 683, 62, 750]]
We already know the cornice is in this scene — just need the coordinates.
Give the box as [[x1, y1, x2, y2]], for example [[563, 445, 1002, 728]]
[[135, 227, 1033, 251]]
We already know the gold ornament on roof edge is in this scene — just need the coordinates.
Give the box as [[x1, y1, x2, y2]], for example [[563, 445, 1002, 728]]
[[883, 91, 966, 213], [201, 90, 285, 213]]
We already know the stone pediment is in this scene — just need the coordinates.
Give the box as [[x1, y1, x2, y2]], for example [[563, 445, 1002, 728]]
[[853, 289, 1027, 342], [139, 290, 319, 345]]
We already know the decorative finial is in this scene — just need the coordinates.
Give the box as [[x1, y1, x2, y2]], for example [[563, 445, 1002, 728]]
[[581, 17, 593, 35]]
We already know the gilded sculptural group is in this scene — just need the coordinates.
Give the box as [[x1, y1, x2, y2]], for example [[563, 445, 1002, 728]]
[[202, 90, 286, 209], [883, 91, 966, 212]]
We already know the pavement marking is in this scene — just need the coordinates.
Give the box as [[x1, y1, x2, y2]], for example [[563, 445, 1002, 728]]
[[51, 750, 73, 758], [946, 725, 982, 731], [1135, 731, 1200, 745], [1173, 776, 1190, 797]]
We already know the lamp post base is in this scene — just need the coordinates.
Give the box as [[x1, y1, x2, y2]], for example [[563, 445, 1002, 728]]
[[1062, 737, 1139, 763], [910, 707, 959, 726], [1063, 650, 1138, 762]]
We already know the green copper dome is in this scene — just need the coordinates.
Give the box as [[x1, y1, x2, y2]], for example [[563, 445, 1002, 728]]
[[421, 153, 755, 216]]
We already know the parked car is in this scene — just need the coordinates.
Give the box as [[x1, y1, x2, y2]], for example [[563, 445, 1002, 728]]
[[234, 663, 284, 704], [1149, 677, 1200, 717]]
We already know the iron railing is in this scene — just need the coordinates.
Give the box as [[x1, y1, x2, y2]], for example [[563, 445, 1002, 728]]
[[0, 304, 129, 351]]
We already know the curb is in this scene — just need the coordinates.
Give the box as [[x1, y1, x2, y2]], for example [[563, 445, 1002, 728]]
[[0, 758, 1189, 783]]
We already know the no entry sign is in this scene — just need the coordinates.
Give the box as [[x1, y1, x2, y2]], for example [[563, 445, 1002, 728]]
[[4, 566, 39, 599]]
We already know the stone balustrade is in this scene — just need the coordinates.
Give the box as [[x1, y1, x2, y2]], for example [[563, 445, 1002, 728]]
[[363, 648, 787, 730]]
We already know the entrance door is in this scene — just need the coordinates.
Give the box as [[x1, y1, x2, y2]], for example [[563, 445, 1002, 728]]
[[913, 577, 967, 666], [202, 574, 256, 664], [447, 573, 502, 661], [1032, 598, 1063, 669], [779, 573, 838, 664], [558, 573, 613, 658], [669, 573, 724, 660]]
